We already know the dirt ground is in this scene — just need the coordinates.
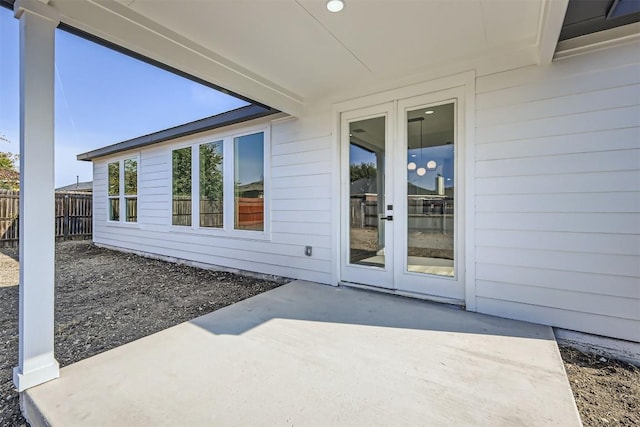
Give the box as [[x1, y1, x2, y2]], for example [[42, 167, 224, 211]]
[[560, 347, 639, 426], [0, 241, 638, 426], [350, 227, 454, 261]]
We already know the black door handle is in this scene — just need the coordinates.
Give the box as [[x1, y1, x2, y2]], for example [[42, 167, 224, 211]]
[[380, 215, 393, 221]]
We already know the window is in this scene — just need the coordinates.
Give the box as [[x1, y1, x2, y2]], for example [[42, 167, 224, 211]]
[[172, 147, 192, 226], [124, 159, 138, 222], [200, 141, 224, 228], [108, 162, 120, 221], [170, 129, 267, 235], [108, 157, 138, 223], [234, 133, 264, 231]]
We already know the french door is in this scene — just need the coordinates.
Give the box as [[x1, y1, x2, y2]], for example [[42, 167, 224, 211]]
[[340, 103, 395, 288], [340, 88, 465, 302]]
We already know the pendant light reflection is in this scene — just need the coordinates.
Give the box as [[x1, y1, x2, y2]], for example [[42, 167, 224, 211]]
[[426, 160, 437, 170], [407, 161, 417, 171], [416, 167, 426, 176]]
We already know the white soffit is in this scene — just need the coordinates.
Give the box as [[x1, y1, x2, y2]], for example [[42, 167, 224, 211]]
[[122, 0, 543, 99], [123, 0, 368, 98], [51, 0, 552, 111]]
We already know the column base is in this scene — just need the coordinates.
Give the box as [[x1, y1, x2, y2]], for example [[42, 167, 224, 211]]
[[13, 359, 59, 392]]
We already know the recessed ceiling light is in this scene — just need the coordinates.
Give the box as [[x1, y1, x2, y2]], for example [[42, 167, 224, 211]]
[[327, 0, 344, 13], [425, 110, 434, 115]]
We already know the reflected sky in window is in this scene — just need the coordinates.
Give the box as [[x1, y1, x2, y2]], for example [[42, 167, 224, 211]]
[[234, 133, 264, 185]]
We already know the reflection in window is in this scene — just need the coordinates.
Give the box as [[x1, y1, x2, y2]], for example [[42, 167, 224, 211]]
[[108, 161, 120, 221], [234, 132, 264, 231], [108, 158, 137, 223], [200, 141, 224, 228], [124, 158, 137, 222], [406, 103, 455, 277], [348, 116, 386, 268], [172, 147, 192, 226], [108, 198, 120, 222]]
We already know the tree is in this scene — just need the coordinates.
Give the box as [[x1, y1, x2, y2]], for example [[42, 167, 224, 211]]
[[172, 147, 192, 197], [350, 162, 376, 182], [199, 142, 223, 202], [108, 162, 119, 195], [0, 135, 19, 190], [124, 158, 137, 195]]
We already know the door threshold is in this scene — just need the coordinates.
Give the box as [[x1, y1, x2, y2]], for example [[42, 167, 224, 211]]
[[338, 281, 465, 309]]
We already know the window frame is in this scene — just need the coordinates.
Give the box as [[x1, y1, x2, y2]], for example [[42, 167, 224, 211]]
[[106, 155, 139, 225], [169, 124, 271, 240]]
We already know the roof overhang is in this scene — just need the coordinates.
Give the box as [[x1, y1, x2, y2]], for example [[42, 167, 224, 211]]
[[3, 0, 574, 112], [6, 1, 636, 115], [76, 104, 279, 161], [1, 0, 303, 116]]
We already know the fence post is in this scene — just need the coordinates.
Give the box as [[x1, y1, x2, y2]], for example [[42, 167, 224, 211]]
[[63, 194, 69, 241]]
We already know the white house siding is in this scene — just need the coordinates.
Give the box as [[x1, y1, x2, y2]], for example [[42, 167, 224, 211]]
[[474, 42, 640, 342], [92, 42, 639, 343], [92, 112, 334, 284]]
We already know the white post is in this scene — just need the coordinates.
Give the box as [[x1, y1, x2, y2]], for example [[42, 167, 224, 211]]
[[13, 0, 61, 392]]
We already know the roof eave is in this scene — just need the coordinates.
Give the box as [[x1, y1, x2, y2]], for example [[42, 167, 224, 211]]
[[77, 104, 279, 162]]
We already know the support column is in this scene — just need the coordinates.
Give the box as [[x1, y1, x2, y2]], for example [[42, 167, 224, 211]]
[[13, 0, 61, 392]]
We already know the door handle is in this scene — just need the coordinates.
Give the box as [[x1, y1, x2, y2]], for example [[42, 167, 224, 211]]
[[380, 215, 393, 221]]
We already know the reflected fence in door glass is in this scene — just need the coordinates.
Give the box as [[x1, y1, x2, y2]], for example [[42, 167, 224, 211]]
[[406, 103, 455, 277], [349, 116, 386, 268]]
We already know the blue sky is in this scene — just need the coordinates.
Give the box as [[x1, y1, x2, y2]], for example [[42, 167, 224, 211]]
[[0, 7, 248, 187]]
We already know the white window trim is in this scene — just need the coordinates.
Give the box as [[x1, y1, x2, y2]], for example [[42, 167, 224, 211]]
[[106, 155, 140, 226], [169, 124, 271, 241]]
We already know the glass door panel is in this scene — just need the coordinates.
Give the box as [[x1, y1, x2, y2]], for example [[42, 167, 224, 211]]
[[406, 103, 455, 277], [349, 116, 386, 268], [341, 103, 394, 290]]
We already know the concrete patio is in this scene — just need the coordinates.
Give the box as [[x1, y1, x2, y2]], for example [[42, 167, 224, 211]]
[[22, 281, 581, 426]]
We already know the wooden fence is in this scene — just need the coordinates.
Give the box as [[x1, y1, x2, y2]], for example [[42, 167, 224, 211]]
[[0, 189, 92, 248], [350, 195, 455, 229], [350, 198, 379, 228], [172, 196, 263, 230]]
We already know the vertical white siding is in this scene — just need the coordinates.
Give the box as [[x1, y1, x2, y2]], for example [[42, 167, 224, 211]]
[[474, 43, 640, 342], [92, 112, 334, 284]]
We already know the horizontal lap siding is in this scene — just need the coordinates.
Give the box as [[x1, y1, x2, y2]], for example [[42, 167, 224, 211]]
[[475, 43, 640, 342], [93, 113, 333, 284], [270, 116, 333, 265]]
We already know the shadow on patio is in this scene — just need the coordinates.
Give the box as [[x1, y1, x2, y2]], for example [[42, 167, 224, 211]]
[[23, 281, 581, 426], [191, 280, 551, 339]]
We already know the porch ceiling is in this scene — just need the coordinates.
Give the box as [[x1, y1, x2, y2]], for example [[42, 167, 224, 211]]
[[27, 0, 566, 115], [113, 0, 543, 99]]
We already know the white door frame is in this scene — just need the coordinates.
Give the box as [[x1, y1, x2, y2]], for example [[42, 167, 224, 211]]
[[340, 103, 395, 288], [332, 71, 477, 310], [393, 88, 466, 301]]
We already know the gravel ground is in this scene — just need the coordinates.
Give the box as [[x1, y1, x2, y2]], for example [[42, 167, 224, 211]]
[[0, 241, 638, 426]]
